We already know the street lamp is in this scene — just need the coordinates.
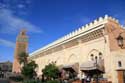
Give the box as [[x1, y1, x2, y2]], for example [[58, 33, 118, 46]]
[[116, 33, 124, 48], [95, 56, 98, 83]]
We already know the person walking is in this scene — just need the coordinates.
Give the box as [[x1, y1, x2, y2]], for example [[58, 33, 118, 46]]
[[86, 76, 91, 83], [81, 73, 85, 83]]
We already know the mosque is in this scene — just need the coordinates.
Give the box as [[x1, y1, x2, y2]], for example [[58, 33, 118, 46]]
[[13, 15, 125, 83]]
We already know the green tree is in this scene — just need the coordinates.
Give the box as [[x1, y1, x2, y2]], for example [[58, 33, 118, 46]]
[[18, 52, 28, 65], [21, 60, 38, 79], [42, 62, 59, 80], [18, 52, 38, 79]]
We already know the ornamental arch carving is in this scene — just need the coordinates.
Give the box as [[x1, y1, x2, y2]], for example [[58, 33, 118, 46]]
[[88, 49, 103, 61], [67, 54, 78, 64]]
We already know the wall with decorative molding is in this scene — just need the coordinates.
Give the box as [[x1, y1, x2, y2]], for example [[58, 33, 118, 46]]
[[29, 15, 125, 83]]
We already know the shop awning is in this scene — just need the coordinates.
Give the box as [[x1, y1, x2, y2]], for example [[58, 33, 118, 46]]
[[62, 63, 79, 73], [80, 60, 104, 73]]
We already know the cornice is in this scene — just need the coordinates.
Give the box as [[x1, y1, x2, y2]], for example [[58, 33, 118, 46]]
[[29, 15, 120, 59]]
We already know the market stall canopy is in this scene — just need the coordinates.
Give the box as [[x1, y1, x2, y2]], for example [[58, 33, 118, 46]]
[[80, 59, 104, 73], [62, 63, 79, 73]]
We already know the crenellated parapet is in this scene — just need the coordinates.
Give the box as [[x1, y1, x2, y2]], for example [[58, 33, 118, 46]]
[[29, 15, 121, 59], [54, 15, 119, 43]]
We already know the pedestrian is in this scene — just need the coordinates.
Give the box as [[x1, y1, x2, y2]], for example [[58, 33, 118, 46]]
[[42, 74, 45, 82], [81, 73, 85, 83], [86, 76, 91, 83]]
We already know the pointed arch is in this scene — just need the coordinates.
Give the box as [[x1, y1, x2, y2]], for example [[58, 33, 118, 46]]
[[88, 49, 103, 61], [67, 54, 78, 63]]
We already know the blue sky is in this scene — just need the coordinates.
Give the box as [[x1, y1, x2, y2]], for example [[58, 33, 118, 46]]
[[0, 0, 125, 62]]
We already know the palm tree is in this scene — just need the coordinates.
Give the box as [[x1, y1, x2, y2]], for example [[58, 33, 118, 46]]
[[18, 52, 28, 66]]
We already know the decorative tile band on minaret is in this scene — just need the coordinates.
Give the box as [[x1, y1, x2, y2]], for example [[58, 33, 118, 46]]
[[12, 29, 28, 73]]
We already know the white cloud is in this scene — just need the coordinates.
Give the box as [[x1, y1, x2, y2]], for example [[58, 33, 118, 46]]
[[0, 38, 15, 48], [17, 4, 25, 9], [0, 9, 42, 34]]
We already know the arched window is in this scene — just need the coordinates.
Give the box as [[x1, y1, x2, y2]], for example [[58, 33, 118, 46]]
[[99, 52, 102, 55], [118, 61, 122, 67], [88, 49, 103, 61], [99, 52, 102, 59], [95, 56, 98, 59], [90, 54, 94, 60]]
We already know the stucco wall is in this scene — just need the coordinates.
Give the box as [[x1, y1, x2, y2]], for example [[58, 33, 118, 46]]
[[30, 17, 125, 83], [33, 35, 109, 76], [109, 50, 125, 83]]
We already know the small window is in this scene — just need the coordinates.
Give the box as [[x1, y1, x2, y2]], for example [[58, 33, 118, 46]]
[[118, 61, 122, 67], [99, 52, 102, 59], [91, 54, 94, 60], [91, 54, 94, 57], [95, 56, 98, 61], [99, 52, 102, 55]]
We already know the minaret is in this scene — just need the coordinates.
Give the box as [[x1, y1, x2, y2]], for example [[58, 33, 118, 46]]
[[12, 29, 28, 73]]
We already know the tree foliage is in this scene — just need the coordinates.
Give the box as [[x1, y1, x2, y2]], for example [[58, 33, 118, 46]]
[[18, 52, 38, 79], [42, 62, 59, 80], [21, 60, 38, 79], [18, 52, 28, 65]]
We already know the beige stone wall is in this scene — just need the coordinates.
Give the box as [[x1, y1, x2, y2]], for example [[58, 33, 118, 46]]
[[32, 30, 124, 83], [32, 35, 109, 76], [104, 19, 125, 83], [30, 17, 125, 83], [107, 50, 125, 83], [105, 19, 125, 51]]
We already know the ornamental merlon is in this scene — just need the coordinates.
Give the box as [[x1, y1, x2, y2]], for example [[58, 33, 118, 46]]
[[29, 15, 120, 58]]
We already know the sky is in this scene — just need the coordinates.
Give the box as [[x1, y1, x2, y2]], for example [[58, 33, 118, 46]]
[[0, 0, 125, 62]]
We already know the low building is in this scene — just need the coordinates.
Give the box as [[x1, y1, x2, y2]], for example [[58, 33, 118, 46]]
[[0, 61, 12, 78], [0, 61, 12, 72], [29, 15, 125, 83]]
